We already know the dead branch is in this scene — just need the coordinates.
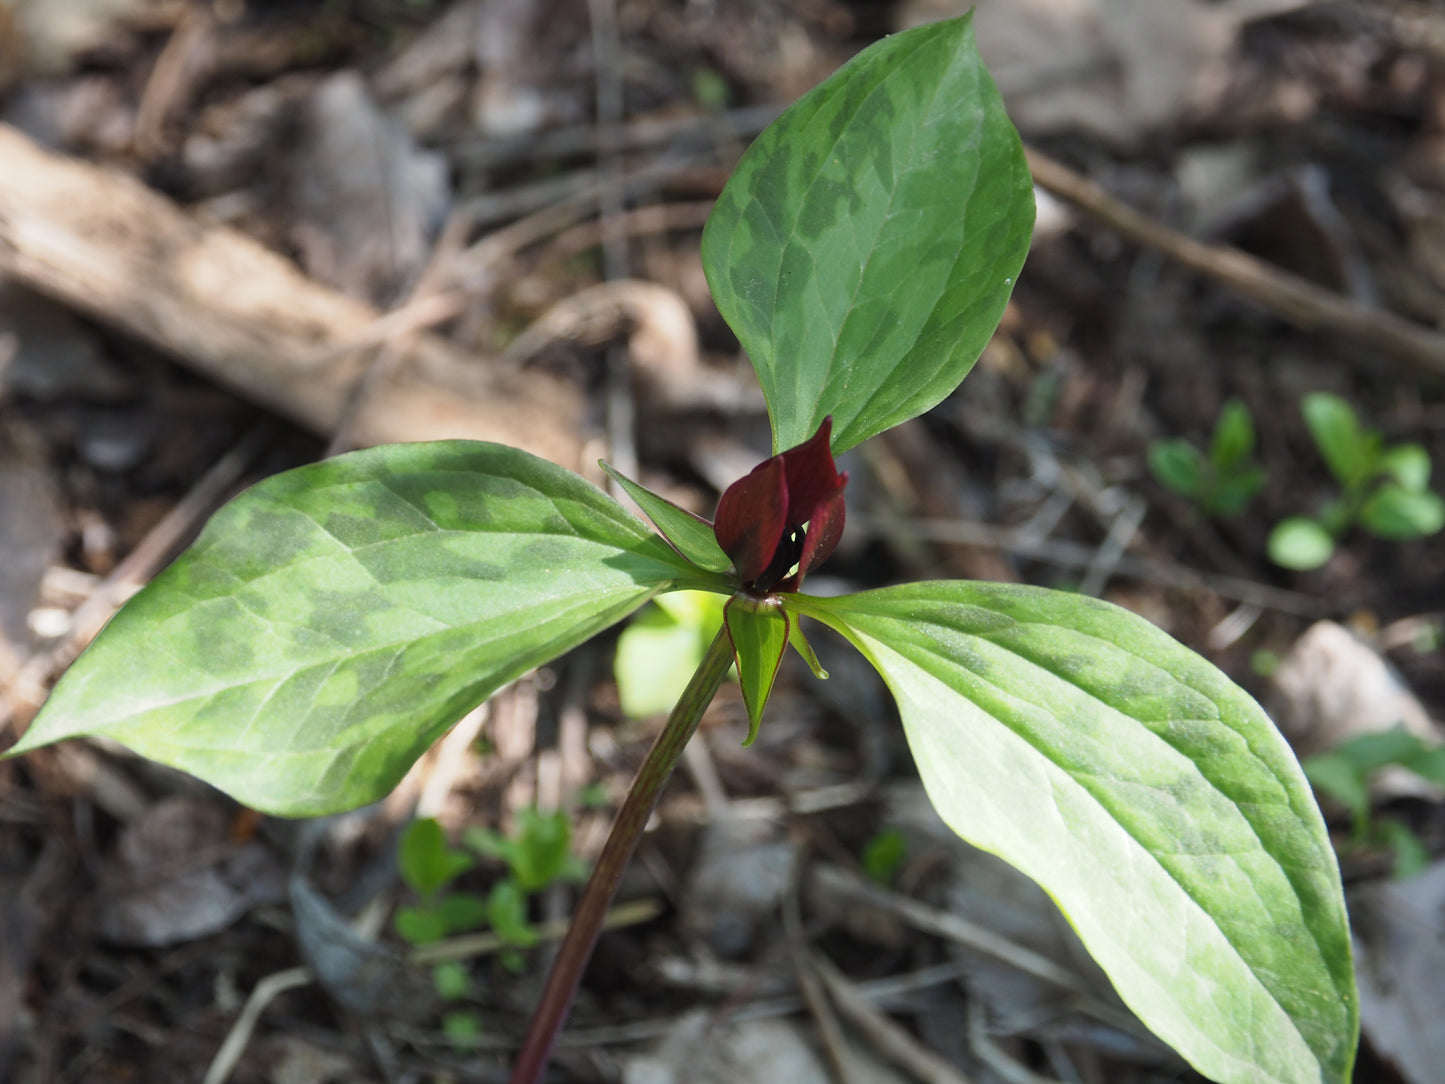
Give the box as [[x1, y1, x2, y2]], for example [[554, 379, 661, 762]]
[[0, 124, 585, 466], [1026, 145, 1445, 382]]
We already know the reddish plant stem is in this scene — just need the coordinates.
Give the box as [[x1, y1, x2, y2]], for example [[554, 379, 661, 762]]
[[509, 626, 735, 1084]]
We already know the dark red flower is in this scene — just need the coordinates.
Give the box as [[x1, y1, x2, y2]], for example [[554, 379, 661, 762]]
[[713, 418, 847, 593]]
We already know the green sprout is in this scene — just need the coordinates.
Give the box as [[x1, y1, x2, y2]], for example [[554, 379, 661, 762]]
[[1269, 393, 1444, 570], [1303, 729, 1445, 879], [1148, 397, 1265, 518]]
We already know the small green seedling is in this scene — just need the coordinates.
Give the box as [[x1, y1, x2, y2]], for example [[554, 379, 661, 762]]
[[1304, 729, 1445, 878], [395, 812, 586, 1045], [392, 818, 489, 1048], [395, 817, 483, 945], [1147, 398, 1265, 518], [1269, 392, 1445, 570], [860, 827, 908, 887], [464, 808, 587, 895], [7, 18, 1358, 1084]]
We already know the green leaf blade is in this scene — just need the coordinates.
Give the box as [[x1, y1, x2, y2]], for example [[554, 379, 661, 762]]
[[11, 442, 693, 815], [702, 15, 1034, 455], [796, 582, 1357, 1084]]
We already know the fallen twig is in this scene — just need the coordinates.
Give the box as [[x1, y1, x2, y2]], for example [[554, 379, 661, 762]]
[[0, 124, 585, 464], [811, 953, 978, 1084], [1026, 145, 1445, 381]]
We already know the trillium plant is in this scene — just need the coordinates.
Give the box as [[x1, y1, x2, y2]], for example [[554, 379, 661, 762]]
[[6, 17, 1357, 1084]]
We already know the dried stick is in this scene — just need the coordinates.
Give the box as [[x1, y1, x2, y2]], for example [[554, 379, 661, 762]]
[[811, 954, 979, 1084], [0, 124, 584, 464], [1025, 145, 1445, 381]]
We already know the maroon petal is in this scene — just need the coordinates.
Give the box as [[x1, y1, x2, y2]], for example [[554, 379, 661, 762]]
[[780, 485, 846, 592], [780, 417, 844, 524], [713, 456, 787, 584]]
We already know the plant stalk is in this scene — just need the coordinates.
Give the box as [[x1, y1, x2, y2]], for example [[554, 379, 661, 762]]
[[509, 625, 735, 1084]]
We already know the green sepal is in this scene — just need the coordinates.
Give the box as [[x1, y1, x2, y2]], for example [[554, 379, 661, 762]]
[[600, 461, 734, 573], [788, 618, 828, 680], [723, 594, 790, 746]]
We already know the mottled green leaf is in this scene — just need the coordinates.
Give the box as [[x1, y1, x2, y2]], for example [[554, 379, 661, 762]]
[[724, 595, 789, 745], [701, 15, 1033, 455], [600, 462, 733, 572], [9, 442, 697, 815], [1269, 517, 1335, 570], [795, 582, 1357, 1084]]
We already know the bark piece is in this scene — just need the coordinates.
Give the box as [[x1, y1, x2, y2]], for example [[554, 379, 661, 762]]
[[0, 123, 585, 467]]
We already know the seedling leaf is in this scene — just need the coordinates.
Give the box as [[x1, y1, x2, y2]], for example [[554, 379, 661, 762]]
[[797, 582, 1357, 1084], [1302, 393, 1369, 489], [1359, 483, 1445, 539], [1269, 517, 1335, 571], [1378, 444, 1431, 493], [1209, 465, 1265, 518], [8, 442, 695, 815], [702, 15, 1034, 454], [1302, 753, 1370, 826], [1210, 398, 1256, 470], [400, 818, 474, 897], [509, 809, 574, 893], [487, 881, 539, 948], [435, 893, 491, 933], [1147, 439, 1205, 498]]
